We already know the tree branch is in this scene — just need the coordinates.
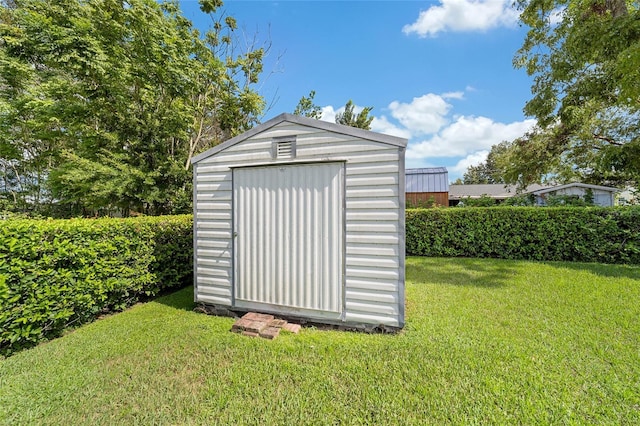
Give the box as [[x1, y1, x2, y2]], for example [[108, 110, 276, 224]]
[[592, 133, 623, 146]]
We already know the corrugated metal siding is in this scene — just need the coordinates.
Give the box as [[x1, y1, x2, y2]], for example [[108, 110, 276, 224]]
[[405, 168, 449, 192], [194, 120, 404, 327], [233, 163, 343, 313]]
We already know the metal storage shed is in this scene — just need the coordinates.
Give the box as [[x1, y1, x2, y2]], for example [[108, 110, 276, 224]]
[[191, 113, 407, 330]]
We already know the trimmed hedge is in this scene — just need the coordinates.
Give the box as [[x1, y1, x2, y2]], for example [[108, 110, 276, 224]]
[[0, 215, 192, 356], [4, 208, 638, 355], [406, 207, 640, 264]]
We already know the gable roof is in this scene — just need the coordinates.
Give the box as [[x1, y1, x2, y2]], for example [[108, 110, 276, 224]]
[[525, 182, 621, 195], [192, 113, 408, 164], [407, 167, 447, 174]]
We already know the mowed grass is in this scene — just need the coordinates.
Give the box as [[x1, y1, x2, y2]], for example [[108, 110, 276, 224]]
[[1, 257, 639, 425]]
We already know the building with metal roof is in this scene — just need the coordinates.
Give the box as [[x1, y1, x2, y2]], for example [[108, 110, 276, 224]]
[[192, 113, 407, 330], [405, 168, 449, 207]]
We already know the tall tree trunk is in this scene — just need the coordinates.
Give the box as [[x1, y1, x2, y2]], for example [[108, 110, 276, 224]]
[[606, 0, 628, 18]]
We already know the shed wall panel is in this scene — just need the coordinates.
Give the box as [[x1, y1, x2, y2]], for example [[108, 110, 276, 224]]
[[196, 164, 233, 173], [347, 266, 400, 280], [347, 278, 399, 293], [198, 285, 232, 298], [348, 174, 398, 186], [196, 211, 232, 221], [347, 187, 398, 198], [196, 230, 232, 239], [196, 220, 231, 230], [346, 209, 399, 221], [196, 201, 232, 211], [345, 300, 399, 316], [196, 182, 232, 192], [346, 243, 400, 257], [197, 276, 231, 287], [346, 290, 399, 304], [346, 255, 399, 268], [196, 173, 232, 183], [197, 239, 232, 249], [346, 233, 400, 245], [346, 163, 399, 175], [197, 294, 233, 306], [344, 311, 399, 326], [196, 190, 231, 200], [346, 222, 399, 233], [196, 248, 231, 258], [346, 198, 399, 210]]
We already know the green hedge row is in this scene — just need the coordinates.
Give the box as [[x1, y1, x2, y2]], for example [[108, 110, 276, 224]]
[[3, 208, 638, 355], [406, 207, 640, 264], [0, 215, 192, 356]]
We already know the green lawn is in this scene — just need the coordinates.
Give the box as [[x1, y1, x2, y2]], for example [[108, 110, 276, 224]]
[[1, 257, 639, 424]]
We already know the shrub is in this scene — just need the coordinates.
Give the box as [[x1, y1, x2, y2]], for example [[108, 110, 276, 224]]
[[502, 194, 536, 206], [544, 194, 591, 207], [406, 195, 438, 209], [406, 207, 640, 264], [456, 195, 498, 207], [0, 215, 192, 356]]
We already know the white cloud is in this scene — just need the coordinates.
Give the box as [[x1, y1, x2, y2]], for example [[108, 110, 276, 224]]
[[549, 7, 565, 25], [442, 91, 465, 100], [370, 116, 412, 139], [320, 103, 373, 125], [403, 0, 520, 37], [319, 91, 535, 180], [321, 103, 412, 140], [450, 150, 489, 175], [388, 93, 454, 135], [320, 105, 338, 123], [406, 115, 536, 158]]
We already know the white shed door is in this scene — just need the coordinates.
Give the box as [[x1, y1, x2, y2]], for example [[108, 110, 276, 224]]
[[233, 163, 344, 316]]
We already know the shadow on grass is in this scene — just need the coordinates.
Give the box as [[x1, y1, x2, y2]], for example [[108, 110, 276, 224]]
[[546, 261, 640, 281], [153, 285, 196, 311], [406, 257, 518, 288], [407, 257, 640, 288]]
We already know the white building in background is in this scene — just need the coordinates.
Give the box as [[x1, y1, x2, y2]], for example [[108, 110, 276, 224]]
[[449, 182, 621, 207], [528, 183, 620, 207]]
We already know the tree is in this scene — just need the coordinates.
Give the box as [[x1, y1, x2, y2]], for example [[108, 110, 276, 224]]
[[335, 100, 373, 130], [492, 128, 567, 187], [293, 90, 322, 119], [512, 0, 640, 186], [462, 141, 510, 184], [0, 0, 265, 216], [456, 195, 497, 207]]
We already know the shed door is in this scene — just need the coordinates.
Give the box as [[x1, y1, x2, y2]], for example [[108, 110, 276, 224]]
[[233, 163, 344, 316]]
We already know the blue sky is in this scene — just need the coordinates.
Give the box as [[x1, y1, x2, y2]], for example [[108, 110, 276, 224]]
[[179, 0, 538, 180]]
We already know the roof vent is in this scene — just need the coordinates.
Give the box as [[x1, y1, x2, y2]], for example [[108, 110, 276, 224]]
[[273, 137, 296, 159]]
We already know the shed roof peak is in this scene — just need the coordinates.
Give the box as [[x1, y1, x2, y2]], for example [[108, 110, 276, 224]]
[[192, 112, 407, 164]]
